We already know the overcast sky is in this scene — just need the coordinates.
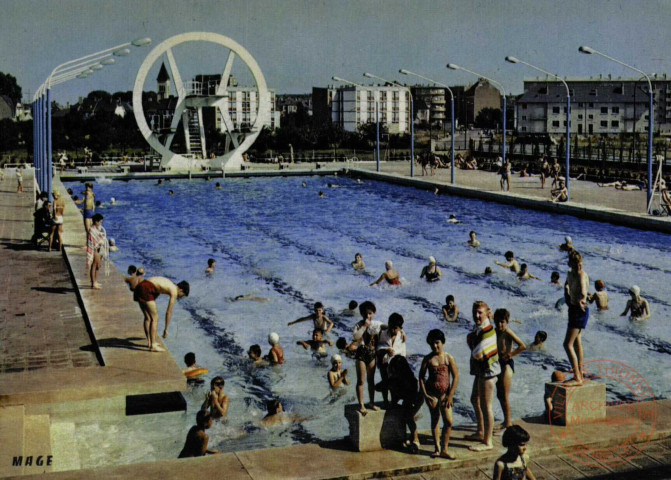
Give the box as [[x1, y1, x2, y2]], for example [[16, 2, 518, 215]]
[[2, 0, 670, 104]]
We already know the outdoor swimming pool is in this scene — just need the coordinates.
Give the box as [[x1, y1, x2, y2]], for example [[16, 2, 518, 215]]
[[64, 175, 671, 468]]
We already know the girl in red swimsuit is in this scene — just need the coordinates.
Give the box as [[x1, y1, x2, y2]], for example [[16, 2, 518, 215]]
[[419, 329, 459, 460]]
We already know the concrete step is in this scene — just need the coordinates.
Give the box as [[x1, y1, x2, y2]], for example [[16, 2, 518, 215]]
[[0, 405, 25, 478], [50, 421, 80, 472], [21, 414, 53, 475]]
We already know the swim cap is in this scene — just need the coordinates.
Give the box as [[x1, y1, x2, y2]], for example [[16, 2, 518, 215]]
[[630, 285, 641, 297], [565, 236, 572, 244], [428, 256, 436, 264], [110, 197, 115, 203], [385, 260, 393, 269], [331, 354, 342, 365], [268, 332, 279, 345]]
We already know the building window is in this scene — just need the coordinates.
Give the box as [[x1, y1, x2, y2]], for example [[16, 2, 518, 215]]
[[589, 103, 594, 107], [601, 107, 608, 114], [600, 121, 608, 127], [612, 120, 619, 127], [522, 103, 527, 109], [578, 103, 583, 107], [539, 87, 548, 94], [612, 106, 619, 114], [570, 89, 575, 97], [552, 106, 560, 114], [590, 89, 597, 96], [552, 120, 560, 127], [578, 114, 583, 120], [589, 114, 594, 120], [521, 126, 527, 132]]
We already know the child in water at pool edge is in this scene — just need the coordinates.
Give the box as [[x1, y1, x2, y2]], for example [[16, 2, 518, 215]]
[[588, 280, 609, 310], [442, 295, 459, 322], [297, 328, 333, 357], [527, 331, 547, 351], [327, 354, 350, 388], [266, 332, 285, 365]]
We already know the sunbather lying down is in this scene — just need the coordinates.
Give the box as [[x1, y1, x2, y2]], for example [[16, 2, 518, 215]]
[[597, 180, 643, 190]]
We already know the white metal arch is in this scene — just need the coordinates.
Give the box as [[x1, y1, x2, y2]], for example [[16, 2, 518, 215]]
[[132, 32, 270, 171]]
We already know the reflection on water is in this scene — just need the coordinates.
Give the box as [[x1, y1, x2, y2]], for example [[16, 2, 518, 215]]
[[65, 176, 671, 469]]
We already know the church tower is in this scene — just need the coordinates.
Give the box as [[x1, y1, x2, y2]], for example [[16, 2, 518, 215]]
[[157, 63, 171, 101]]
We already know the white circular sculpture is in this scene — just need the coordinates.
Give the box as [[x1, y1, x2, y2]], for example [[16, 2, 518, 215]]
[[132, 32, 270, 171]]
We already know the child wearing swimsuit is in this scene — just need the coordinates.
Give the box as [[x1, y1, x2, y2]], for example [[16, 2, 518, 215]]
[[419, 329, 459, 460], [493, 425, 535, 480]]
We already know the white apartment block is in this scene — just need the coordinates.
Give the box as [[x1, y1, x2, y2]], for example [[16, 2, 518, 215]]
[[516, 75, 671, 136], [215, 87, 280, 131], [330, 86, 412, 134]]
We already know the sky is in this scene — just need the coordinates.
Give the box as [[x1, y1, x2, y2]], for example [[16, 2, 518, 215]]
[[2, 0, 670, 105]]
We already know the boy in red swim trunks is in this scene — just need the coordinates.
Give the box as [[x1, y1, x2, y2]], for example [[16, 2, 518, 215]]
[[134, 277, 190, 352]]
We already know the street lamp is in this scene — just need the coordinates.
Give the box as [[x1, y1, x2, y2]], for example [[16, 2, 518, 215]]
[[506, 56, 572, 200], [33, 37, 151, 196], [332, 76, 381, 172], [447, 63, 507, 168], [578, 46, 654, 213], [363, 72, 415, 177], [399, 69, 456, 184]]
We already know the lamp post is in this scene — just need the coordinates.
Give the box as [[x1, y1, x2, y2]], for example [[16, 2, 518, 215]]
[[578, 46, 654, 213], [506, 56, 571, 200], [447, 63, 507, 168], [363, 72, 415, 177], [332, 76, 380, 172], [33, 37, 151, 195], [399, 69, 456, 184]]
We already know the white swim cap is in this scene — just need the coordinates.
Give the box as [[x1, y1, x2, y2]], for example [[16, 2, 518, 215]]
[[630, 285, 641, 297], [565, 236, 572, 244], [428, 256, 436, 264], [268, 332, 279, 345], [331, 354, 342, 365], [110, 197, 115, 203], [385, 260, 393, 269]]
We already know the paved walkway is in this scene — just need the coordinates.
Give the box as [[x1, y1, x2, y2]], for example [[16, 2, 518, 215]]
[[0, 169, 98, 373]]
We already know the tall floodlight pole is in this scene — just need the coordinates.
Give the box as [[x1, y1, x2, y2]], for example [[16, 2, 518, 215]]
[[400, 69, 456, 184], [506, 56, 571, 200], [363, 72, 415, 177], [332, 76, 380, 172], [447, 64, 507, 166], [35, 37, 151, 195], [579, 46, 654, 213]]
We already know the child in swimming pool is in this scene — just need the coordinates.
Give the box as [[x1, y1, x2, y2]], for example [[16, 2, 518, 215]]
[[202, 376, 229, 419], [297, 328, 333, 357], [178, 410, 219, 457], [588, 280, 609, 310], [494, 309, 526, 430], [288, 302, 334, 334], [517, 264, 540, 281], [527, 331, 547, 351], [327, 354, 350, 388], [550, 271, 561, 286], [442, 295, 459, 322], [247, 344, 268, 367], [493, 425, 535, 480], [419, 329, 459, 460], [495, 251, 520, 274], [266, 332, 285, 365]]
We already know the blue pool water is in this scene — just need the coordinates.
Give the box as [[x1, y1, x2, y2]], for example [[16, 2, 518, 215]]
[[65, 175, 671, 467]]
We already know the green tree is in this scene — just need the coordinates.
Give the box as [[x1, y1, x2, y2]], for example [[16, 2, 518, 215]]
[[0, 72, 22, 106], [474, 107, 502, 129]]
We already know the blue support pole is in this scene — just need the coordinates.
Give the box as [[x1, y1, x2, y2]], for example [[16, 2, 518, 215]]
[[502, 96, 507, 163], [647, 90, 654, 213], [41, 94, 47, 193], [410, 95, 415, 177], [376, 100, 380, 172], [37, 97, 42, 193], [566, 95, 571, 201], [450, 96, 455, 184], [32, 101, 37, 186], [47, 88, 53, 198]]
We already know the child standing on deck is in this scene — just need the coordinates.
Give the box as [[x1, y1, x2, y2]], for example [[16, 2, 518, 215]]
[[466, 301, 501, 452], [419, 329, 459, 460], [353, 301, 382, 415], [493, 309, 526, 430], [376, 313, 406, 407], [493, 425, 536, 480]]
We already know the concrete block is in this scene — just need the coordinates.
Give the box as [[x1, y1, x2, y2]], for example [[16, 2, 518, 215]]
[[344, 403, 406, 452], [546, 381, 606, 426]]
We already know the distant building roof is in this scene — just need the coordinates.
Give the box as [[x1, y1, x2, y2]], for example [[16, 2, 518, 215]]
[[518, 81, 650, 104], [157, 63, 170, 83]]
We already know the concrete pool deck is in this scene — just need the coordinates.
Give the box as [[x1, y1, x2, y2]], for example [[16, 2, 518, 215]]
[[1, 166, 670, 479]]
